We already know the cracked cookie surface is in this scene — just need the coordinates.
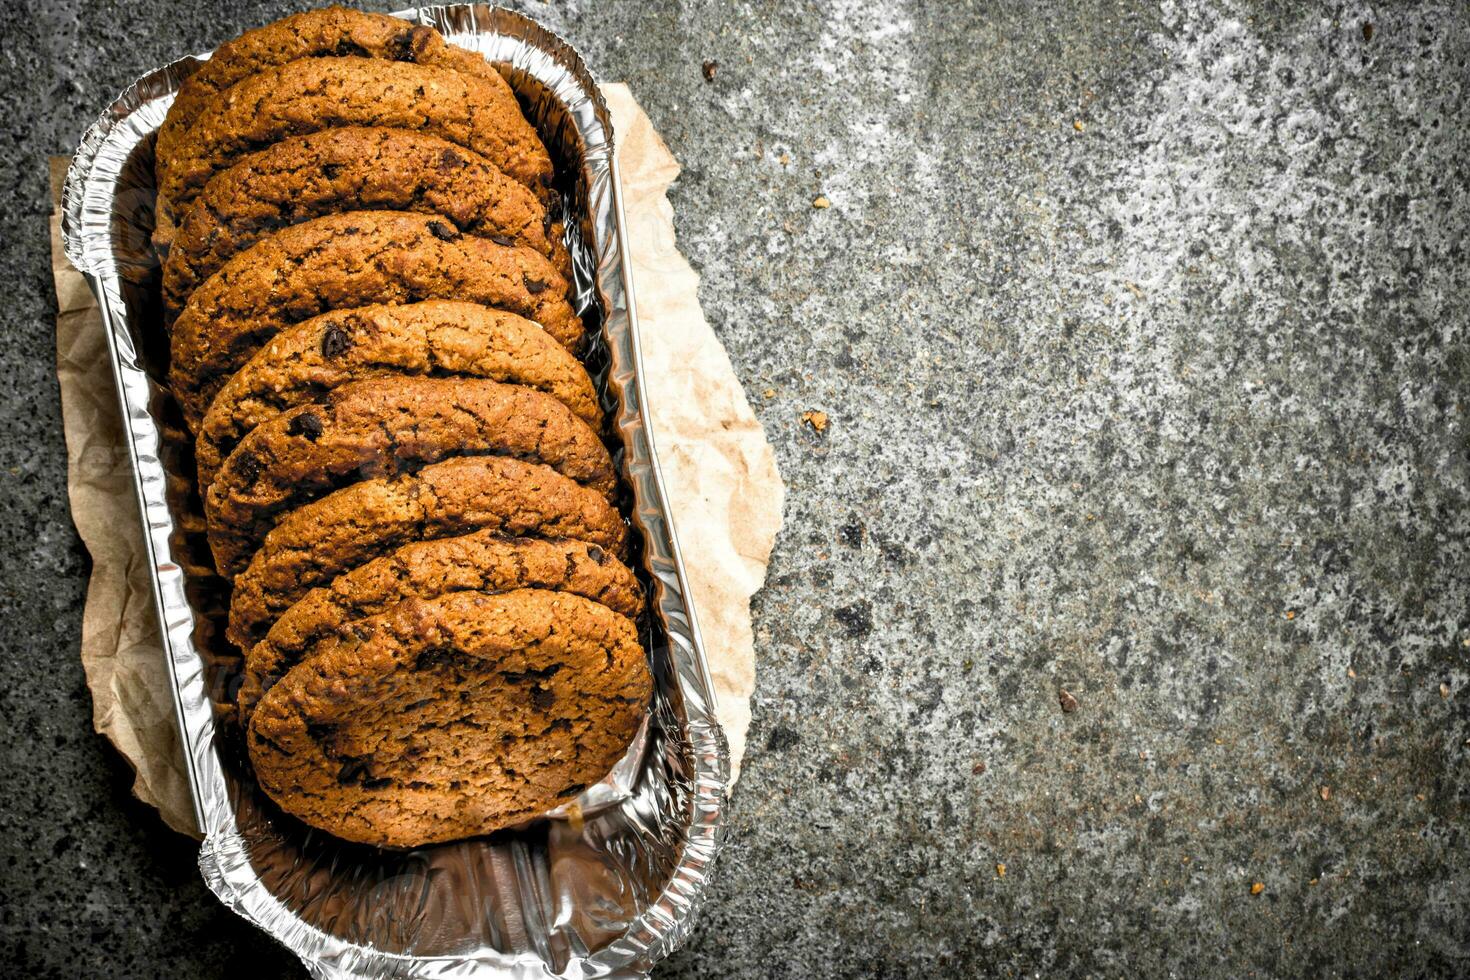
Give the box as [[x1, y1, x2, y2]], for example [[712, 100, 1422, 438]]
[[237, 531, 643, 726], [155, 7, 516, 171], [247, 588, 651, 848], [226, 455, 629, 651], [169, 211, 579, 429], [205, 376, 615, 576], [163, 127, 569, 318], [195, 300, 599, 492], [156, 55, 551, 240]]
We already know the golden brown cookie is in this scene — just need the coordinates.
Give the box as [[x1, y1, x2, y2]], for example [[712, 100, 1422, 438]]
[[236, 531, 643, 727], [162, 128, 569, 318], [155, 8, 512, 166], [226, 455, 630, 651], [156, 55, 551, 244], [194, 301, 600, 492], [169, 211, 579, 430], [204, 376, 616, 576], [248, 588, 651, 848]]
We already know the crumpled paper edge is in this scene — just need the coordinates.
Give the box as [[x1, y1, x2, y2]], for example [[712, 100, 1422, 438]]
[[49, 81, 782, 829], [607, 84, 786, 780], [50, 159, 199, 837]]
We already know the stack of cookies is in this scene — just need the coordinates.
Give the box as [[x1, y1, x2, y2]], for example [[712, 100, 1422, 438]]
[[153, 6, 650, 848]]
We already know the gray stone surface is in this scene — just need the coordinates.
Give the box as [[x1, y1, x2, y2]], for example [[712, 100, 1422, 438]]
[[2, 0, 1468, 976]]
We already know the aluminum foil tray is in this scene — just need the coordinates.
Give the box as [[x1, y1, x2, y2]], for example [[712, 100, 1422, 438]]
[[60, 6, 728, 977]]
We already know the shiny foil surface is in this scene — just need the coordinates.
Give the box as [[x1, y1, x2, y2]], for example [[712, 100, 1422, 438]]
[[60, 6, 729, 977]]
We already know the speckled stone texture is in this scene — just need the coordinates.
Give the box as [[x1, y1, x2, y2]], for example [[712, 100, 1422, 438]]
[[3, 1, 1468, 976]]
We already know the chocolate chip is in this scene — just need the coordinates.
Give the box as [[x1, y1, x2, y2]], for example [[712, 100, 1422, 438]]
[[530, 686, 557, 711], [524, 277, 548, 294], [286, 411, 323, 441], [490, 234, 516, 247], [390, 29, 420, 61], [235, 452, 261, 483], [332, 39, 369, 57], [320, 162, 343, 180], [427, 220, 460, 241], [586, 544, 607, 565], [702, 60, 718, 82], [320, 323, 350, 359], [436, 148, 465, 174]]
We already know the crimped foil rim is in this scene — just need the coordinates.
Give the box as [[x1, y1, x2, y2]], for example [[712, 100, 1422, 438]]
[[60, 6, 730, 977]]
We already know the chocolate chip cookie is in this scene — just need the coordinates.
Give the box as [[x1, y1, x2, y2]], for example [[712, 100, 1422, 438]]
[[163, 127, 570, 318], [156, 55, 551, 244], [169, 211, 579, 430], [194, 300, 599, 491], [247, 588, 651, 848], [226, 455, 629, 650], [155, 8, 511, 167], [204, 376, 616, 576], [237, 531, 643, 726]]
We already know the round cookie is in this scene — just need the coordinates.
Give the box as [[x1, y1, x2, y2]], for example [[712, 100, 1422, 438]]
[[237, 531, 644, 726], [162, 128, 570, 318], [247, 588, 652, 848], [155, 7, 515, 167], [204, 376, 616, 577], [156, 56, 551, 243], [168, 211, 579, 430], [194, 301, 600, 492], [225, 455, 630, 650]]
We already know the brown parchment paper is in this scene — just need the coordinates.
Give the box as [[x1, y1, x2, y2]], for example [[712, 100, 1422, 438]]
[[49, 83, 783, 837]]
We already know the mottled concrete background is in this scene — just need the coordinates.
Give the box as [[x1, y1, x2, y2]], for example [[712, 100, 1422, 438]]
[[2, 0, 1467, 976]]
